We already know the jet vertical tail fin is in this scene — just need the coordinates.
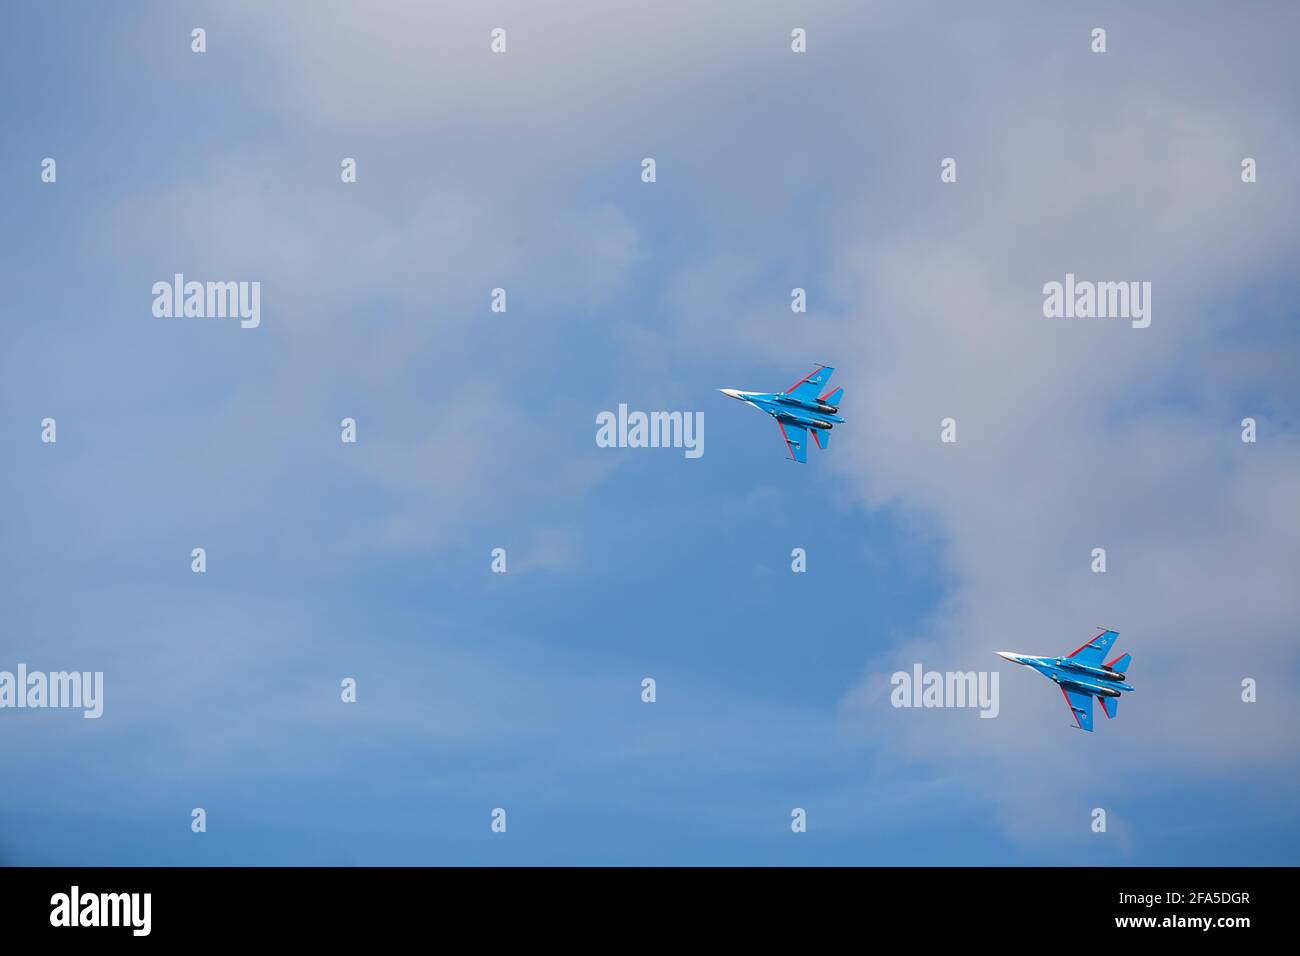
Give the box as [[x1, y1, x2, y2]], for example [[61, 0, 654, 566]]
[[1107, 652, 1132, 674], [820, 386, 844, 406], [811, 428, 830, 451], [1098, 696, 1119, 719]]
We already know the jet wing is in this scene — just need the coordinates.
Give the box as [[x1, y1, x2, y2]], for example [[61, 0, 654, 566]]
[[778, 421, 808, 463], [1060, 686, 1095, 732], [1067, 629, 1119, 668], [785, 365, 834, 402]]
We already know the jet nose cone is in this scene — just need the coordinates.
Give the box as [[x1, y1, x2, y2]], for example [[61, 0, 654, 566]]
[[996, 651, 1023, 664], [720, 388, 743, 400]]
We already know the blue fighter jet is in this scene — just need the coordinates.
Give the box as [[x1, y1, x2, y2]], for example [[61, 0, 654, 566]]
[[720, 365, 845, 463], [996, 630, 1134, 732]]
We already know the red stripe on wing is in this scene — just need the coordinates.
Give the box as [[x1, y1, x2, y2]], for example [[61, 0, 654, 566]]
[[1068, 630, 1107, 658], [785, 366, 824, 394], [1060, 686, 1083, 729], [777, 421, 797, 459]]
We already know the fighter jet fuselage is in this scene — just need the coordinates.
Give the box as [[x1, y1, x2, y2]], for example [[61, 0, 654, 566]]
[[775, 393, 841, 417], [1001, 654, 1134, 695], [1057, 658, 1128, 683], [723, 391, 845, 429]]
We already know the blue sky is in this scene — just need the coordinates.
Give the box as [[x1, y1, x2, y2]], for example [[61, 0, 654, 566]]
[[2, 1, 1298, 865]]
